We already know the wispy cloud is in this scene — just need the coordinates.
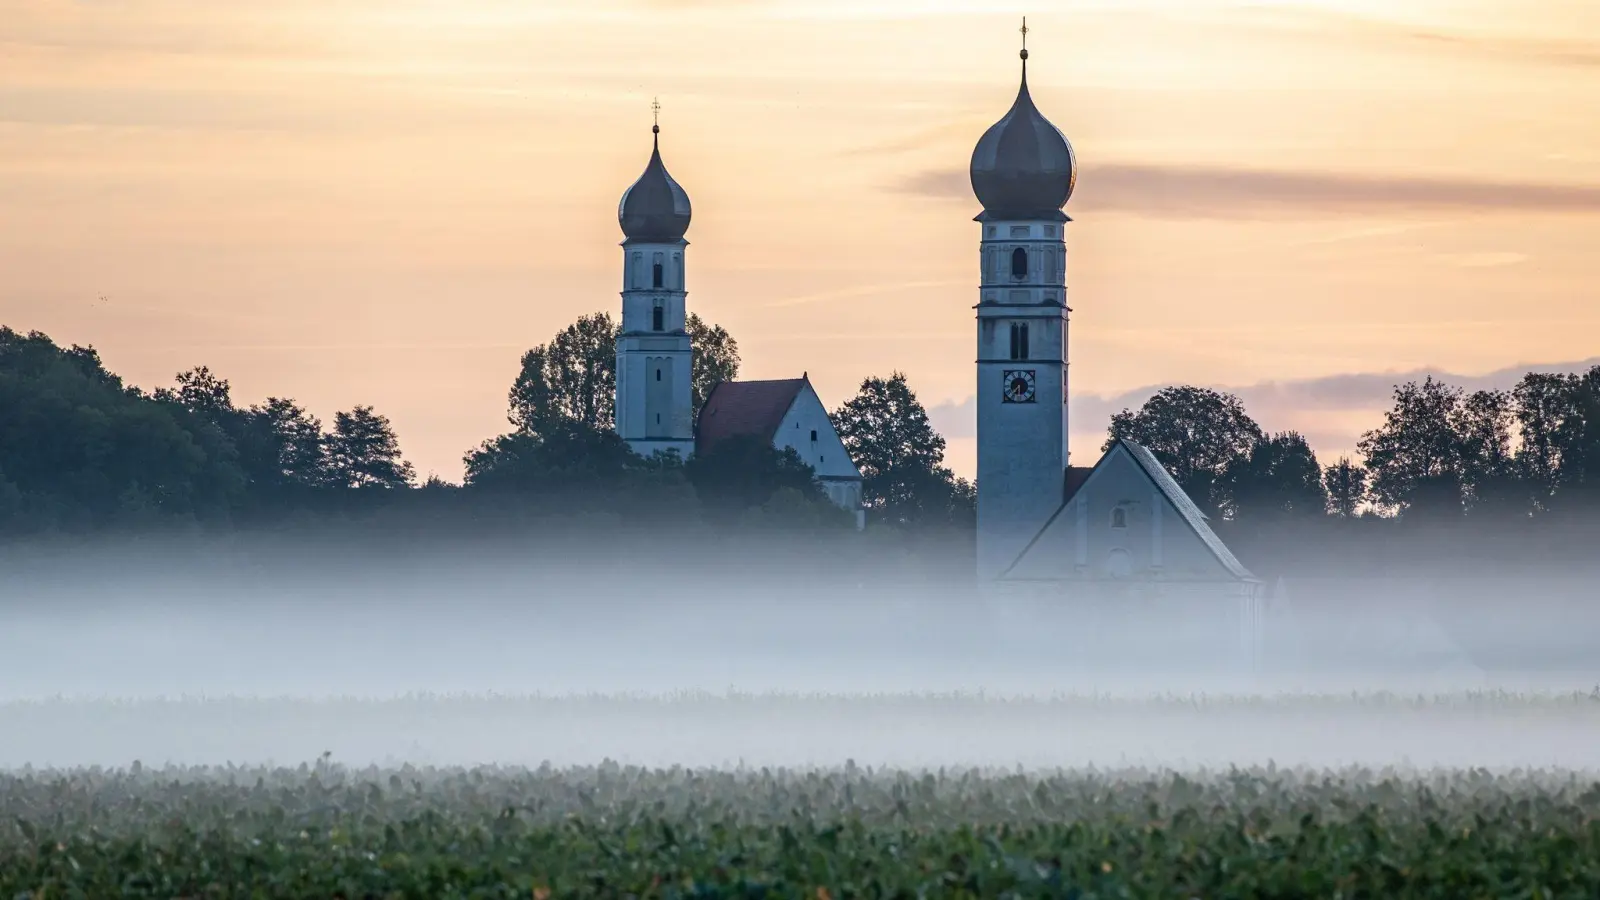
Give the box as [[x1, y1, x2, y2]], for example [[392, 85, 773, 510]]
[[927, 357, 1600, 451], [1235, 4, 1600, 70], [897, 164, 1600, 220]]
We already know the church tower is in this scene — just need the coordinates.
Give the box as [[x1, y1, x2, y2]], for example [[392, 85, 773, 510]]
[[969, 24, 1077, 581], [614, 108, 696, 460]]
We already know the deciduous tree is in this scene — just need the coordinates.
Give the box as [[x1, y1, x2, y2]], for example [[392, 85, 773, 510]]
[[1105, 386, 1263, 514], [326, 406, 415, 489], [830, 372, 968, 529]]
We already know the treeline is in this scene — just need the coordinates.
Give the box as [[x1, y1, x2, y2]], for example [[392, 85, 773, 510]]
[[9, 313, 1600, 577], [1108, 371, 1600, 576], [0, 319, 975, 576]]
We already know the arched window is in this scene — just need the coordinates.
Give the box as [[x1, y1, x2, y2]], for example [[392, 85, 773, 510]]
[[1008, 322, 1030, 360], [1106, 548, 1132, 579], [1011, 247, 1028, 279], [652, 302, 664, 331], [652, 262, 664, 288], [1111, 507, 1127, 529], [810, 429, 818, 441], [655, 367, 662, 382]]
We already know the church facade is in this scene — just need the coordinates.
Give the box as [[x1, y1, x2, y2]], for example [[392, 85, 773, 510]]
[[612, 119, 866, 525], [965, 35, 1264, 659]]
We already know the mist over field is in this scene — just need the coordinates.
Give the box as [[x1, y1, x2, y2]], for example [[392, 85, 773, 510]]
[[4, 533, 1600, 776]]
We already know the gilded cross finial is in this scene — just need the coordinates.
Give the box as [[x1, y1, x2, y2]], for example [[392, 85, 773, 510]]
[[1020, 16, 1028, 51], [651, 97, 661, 129]]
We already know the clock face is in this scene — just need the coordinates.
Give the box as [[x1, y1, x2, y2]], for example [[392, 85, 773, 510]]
[[1002, 369, 1036, 404]]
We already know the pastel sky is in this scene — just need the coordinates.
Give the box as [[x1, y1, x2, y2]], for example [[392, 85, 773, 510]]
[[3, 0, 1598, 481]]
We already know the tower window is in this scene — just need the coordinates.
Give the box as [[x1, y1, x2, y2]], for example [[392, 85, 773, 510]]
[[810, 429, 817, 441], [1112, 507, 1127, 529], [1011, 247, 1028, 279], [655, 367, 662, 382], [652, 303, 664, 331], [1008, 322, 1029, 360], [652, 262, 664, 288]]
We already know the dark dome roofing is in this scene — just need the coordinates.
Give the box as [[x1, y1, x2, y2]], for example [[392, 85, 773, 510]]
[[618, 125, 692, 242], [969, 50, 1077, 221]]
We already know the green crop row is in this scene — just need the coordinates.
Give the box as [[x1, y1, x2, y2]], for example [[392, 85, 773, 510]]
[[3, 762, 1599, 898]]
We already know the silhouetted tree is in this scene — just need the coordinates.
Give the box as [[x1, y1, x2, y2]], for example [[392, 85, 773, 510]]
[[0, 328, 245, 529], [1511, 366, 1600, 511], [1323, 457, 1368, 518], [507, 311, 740, 437], [464, 419, 644, 491], [685, 434, 828, 522], [1224, 431, 1326, 520], [687, 313, 740, 416], [1357, 377, 1520, 519], [831, 371, 971, 529], [247, 397, 331, 488], [326, 406, 414, 488], [1106, 386, 1263, 514]]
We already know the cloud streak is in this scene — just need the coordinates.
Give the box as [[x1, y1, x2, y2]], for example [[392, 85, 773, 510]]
[[927, 357, 1600, 451], [897, 164, 1600, 220]]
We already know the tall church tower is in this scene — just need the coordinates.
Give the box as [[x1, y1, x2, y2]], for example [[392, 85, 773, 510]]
[[969, 25, 1077, 581], [614, 110, 696, 460]]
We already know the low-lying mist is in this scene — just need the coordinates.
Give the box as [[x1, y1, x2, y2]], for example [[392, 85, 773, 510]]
[[3, 532, 1599, 773]]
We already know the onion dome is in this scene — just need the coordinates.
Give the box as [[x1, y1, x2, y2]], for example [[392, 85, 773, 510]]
[[618, 123, 692, 242], [969, 45, 1077, 221]]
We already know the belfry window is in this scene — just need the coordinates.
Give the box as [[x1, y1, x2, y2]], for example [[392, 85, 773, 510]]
[[1008, 322, 1029, 360], [652, 262, 664, 289], [1011, 247, 1028, 279], [652, 301, 664, 331], [1112, 507, 1127, 529]]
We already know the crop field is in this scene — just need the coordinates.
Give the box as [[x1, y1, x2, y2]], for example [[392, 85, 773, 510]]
[[4, 759, 1600, 897], [3, 691, 1600, 896]]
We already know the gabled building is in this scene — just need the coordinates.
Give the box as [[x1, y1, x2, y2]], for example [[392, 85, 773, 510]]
[[1003, 439, 1260, 596], [610, 118, 864, 524], [964, 32, 1263, 666], [697, 376, 865, 526]]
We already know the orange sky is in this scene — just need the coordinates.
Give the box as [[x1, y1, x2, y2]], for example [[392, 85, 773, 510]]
[[3, 0, 1598, 481]]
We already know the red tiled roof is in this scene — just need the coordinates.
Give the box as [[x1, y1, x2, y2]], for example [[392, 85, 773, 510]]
[[695, 377, 807, 455]]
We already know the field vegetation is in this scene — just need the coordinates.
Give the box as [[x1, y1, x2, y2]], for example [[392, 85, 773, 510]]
[[4, 691, 1600, 896], [4, 758, 1600, 898]]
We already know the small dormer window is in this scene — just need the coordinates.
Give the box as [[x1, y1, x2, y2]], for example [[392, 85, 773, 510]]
[[1111, 507, 1127, 528], [1010, 247, 1028, 279]]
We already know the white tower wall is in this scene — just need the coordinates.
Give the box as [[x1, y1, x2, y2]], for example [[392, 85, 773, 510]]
[[615, 238, 695, 460], [975, 217, 1071, 580]]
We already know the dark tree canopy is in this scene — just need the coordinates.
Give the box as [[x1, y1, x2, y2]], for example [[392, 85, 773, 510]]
[[687, 314, 740, 417], [1105, 386, 1263, 515], [685, 434, 829, 522], [507, 311, 740, 437], [1356, 377, 1518, 518], [830, 372, 971, 530], [509, 313, 618, 435], [1323, 457, 1368, 518], [326, 406, 415, 489], [0, 329, 244, 531], [1224, 431, 1326, 521]]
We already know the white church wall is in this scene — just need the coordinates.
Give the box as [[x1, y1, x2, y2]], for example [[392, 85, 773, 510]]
[[772, 382, 863, 517], [1006, 447, 1242, 584]]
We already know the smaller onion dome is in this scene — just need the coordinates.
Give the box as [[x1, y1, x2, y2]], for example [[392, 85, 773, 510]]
[[969, 47, 1077, 221], [618, 124, 692, 242]]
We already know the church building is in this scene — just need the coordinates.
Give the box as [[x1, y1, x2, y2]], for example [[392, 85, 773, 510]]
[[612, 117, 865, 526], [965, 30, 1263, 651]]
